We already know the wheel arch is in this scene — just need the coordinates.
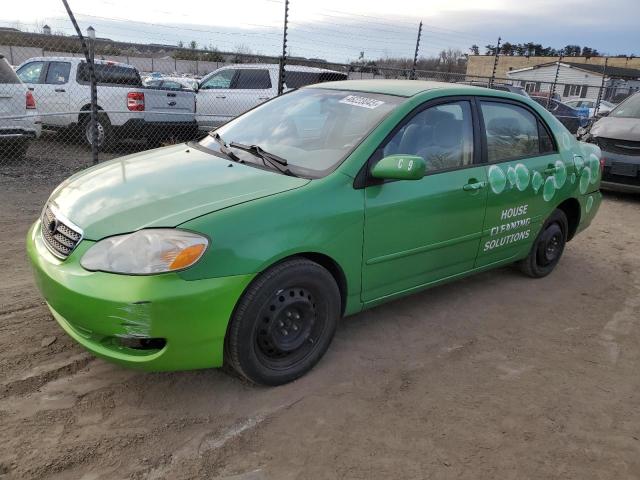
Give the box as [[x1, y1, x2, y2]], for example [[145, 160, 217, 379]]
[[77, 104, 107, 124], [556, 197, 581, 241]]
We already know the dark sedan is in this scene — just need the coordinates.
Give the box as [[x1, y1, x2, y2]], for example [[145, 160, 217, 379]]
[[530, 96, 590, 134], [582, 93, 640, 193]]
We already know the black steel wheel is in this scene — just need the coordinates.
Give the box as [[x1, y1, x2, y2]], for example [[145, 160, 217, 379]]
[[519, 209, 568, 278], [225, 257, 340, 385]]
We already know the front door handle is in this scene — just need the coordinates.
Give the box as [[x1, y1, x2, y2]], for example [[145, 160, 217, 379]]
[[258, 96, 270, 100], [463, 180, 487, 191], [215, 95, 226, 99], [543, 164, 556, 175], [54, 88, 66, 93]]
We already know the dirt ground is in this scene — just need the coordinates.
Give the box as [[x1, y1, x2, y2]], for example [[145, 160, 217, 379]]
[[1, 151, 639, 479]]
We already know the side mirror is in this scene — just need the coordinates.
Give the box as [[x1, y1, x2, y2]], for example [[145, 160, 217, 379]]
[[371, 154, 426, 181]]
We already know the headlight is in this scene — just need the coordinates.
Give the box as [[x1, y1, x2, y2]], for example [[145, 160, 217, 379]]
[[80, 229, 208, 274]]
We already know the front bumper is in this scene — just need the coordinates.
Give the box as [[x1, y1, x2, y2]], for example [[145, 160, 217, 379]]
[[600, 149, 640, 192], [26, 220, 254, 371]]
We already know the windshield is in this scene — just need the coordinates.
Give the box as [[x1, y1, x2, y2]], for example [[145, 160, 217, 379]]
[[609, 94, 640, 119], [198, 88, 402, 177]]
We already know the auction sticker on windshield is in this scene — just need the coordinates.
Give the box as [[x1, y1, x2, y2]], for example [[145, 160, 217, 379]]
[[339, 95, 385, 109]]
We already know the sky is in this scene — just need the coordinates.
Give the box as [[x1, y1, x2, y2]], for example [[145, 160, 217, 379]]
[[1, 0, 638, 62]]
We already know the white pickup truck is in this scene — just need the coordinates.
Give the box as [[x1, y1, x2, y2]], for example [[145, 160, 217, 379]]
[[196, 63, 347, 130], [16, 57, 197, 148]]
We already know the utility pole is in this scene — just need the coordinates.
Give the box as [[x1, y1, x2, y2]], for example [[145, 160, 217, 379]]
[[489, 36, 501, 87], [277, 0, 290, 96], [548, 53, 563, 108], [60, 0, 99, 164], [594, 57, 609, 116], [410, 21, 422, 80]]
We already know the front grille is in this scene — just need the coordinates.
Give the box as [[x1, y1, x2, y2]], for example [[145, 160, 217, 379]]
[[597, 137, 640, 156], [41, 206, 83, 259]]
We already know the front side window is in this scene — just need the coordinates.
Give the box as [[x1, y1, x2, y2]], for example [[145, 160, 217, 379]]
[[200, 69, 235, 89], [609, 93, 640, 119], [45, 62, 71, 85], [382, 101, 474, 172], [481, 101, 542, 162], [17, 61, 45, 84], [199, 88, 402, 177], [233, 69, 271, 89]]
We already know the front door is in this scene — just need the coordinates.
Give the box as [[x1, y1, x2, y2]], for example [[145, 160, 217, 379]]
[[362, 99, 488, 303], [475, 98, 564, 267]]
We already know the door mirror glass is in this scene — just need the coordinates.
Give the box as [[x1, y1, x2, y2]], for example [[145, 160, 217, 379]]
[[371, 155, 426, 181]]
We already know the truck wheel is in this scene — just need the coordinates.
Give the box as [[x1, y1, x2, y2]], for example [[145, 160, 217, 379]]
[[519, 209, 568, 278], [225, 258, 340, 386], [83, 113, 113, 150]]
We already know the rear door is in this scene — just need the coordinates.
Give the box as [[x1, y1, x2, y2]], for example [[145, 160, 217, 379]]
[[362, 98, 488, 302], [37, 61, 71, 126], [227, 68, 275, 117], [475, 98, 562, 268]]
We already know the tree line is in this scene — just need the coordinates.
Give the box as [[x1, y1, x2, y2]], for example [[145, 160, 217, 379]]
[[469, 42, 601, 57]]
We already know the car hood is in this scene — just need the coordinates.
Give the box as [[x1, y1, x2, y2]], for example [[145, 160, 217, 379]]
[[48, 144, 310, 240], [590, 116, 640, 142]]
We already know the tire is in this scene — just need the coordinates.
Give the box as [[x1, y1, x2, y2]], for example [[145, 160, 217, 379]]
[[519, 209, 568, 278], [82, 113, 114, 150], [225, 257, 341, 386]]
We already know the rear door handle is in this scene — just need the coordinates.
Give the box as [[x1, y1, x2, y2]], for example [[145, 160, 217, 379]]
[[258, 96, 270, 100], [543, 164, 556, 175], [54, 88, 66, 93], [215, 95, 226, 99], [167, 92, 176, 97], [463, 181, 487, 191]]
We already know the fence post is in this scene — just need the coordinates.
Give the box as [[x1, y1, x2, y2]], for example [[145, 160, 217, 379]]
[[410, 21, 422, 80], [489, 36, 501, 87], [61, 0, 99, 165], [87, 27, 98, 165], [8, 45, 13, 65], [548, 54, 563, 108], [594, 57, 609, 115], [277, 0, 290, 96]]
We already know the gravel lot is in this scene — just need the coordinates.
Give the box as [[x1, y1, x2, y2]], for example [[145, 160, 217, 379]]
[[1, 140, 639, 479]]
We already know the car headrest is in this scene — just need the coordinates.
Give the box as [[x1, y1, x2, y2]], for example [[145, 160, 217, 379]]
[[434, 118, 462, 148], [487, 117, 521, 136]]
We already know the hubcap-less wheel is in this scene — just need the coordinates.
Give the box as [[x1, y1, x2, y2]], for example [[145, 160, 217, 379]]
[[256, 287, 324, 369], [536, 223, 563, 267]]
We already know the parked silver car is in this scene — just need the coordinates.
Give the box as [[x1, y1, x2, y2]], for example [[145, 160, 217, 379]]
[[0, 55, 41, 159]]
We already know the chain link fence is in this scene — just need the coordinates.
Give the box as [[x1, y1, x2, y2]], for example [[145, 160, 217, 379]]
[[1, 21, 639, 182]]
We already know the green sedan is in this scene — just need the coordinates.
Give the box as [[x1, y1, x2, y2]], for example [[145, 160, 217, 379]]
[[27, 80, 603, 385]]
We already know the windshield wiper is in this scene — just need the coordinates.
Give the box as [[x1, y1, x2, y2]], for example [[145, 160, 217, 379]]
[[208, 132, 243, 163], [228, 142, 295, 176]]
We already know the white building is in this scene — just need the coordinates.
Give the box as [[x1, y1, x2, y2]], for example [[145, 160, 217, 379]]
[[506, 61, 640, 103]]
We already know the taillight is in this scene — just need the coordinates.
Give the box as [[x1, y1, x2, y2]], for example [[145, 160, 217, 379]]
[[26, 91, 36, 109], [127, 92, 145, 111], [600, 157, 605, 174]]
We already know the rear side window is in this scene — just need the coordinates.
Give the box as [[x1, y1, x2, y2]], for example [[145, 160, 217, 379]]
[[45, 62, 71, 85], [77, 63, 142, 86], [285, 71, 347, 88], [17, 61, 45, 84], [0, 58, 20, 84], [481, 101, 551, 162], [233, 69, 271, 89], [382, 101, 474, 172]]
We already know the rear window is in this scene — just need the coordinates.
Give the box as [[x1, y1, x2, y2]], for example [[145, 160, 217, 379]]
[[285, 71, 347, 88], [0, 57, 20, 84], [77, 62, 142, 86]]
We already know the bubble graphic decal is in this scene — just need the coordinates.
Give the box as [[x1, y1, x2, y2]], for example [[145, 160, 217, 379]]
[[574, 156, 585, 171], [570, 172, 576, 184], [531, 171, 543, 193], [543, 176, 556, 201], [562, 133, 572, 149], [554, 160, 567, 189], [488, 165, 507, 194], [586, 195, 594, 213], [579, 167, 591, 194], [588, 154, 600, 184], [507, 166, 517, 187], [515, 163, 530, 191]]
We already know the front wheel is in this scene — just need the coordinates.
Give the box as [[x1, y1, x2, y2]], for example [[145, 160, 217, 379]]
[[82, 113, 113, 150], [225, 258, 341, 386], [519, 209, 568, 278]]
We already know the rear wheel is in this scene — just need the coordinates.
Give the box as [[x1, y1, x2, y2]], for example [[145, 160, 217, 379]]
[[519, 209, 568, 278], [225, 258, 340, 385], [82, 113, 113, 150]]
